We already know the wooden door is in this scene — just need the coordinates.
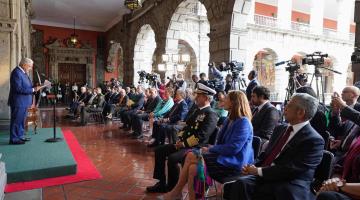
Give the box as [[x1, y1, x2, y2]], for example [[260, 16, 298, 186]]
[[58, 63, 86, 85]]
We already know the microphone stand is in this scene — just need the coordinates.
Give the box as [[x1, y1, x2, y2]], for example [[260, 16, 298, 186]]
[[45, 83, 62, 143]]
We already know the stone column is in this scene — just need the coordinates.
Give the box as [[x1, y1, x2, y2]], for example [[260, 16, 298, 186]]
[[246, 0, 256, 24], [310, 0, 324, 35], [0, 0, 31, 129], [277, 0, 292, 30], [337, 0, 352, 40]]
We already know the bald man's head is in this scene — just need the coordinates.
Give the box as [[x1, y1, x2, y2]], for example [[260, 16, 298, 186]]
[[341, 86, 360, 105]]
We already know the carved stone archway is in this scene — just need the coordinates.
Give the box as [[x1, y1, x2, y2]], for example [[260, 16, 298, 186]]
[[46, 40, 94, 86]]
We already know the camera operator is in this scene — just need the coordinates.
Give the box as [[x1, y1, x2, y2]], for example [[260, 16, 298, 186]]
[[208, 62, 225, 92], [246, 70, 259, 101]]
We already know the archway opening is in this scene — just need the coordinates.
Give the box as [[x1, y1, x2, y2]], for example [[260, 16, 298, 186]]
[[164, 0, 210, 78], [133, 24, 156, 86], [253, 48, 278, 91]]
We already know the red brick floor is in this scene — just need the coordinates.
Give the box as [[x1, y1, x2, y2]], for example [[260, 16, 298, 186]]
[[41, 108, 161, 200], [40, 108, 219, 200]]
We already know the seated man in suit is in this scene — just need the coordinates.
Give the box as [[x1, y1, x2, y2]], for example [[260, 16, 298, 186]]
[[80, 87, 105, 125], [120, 85, 145, 130], [146, 83, 218, 193], [130, 88, 162, 138], [328, 86, 360, 140], [148, 89, 189, 147], [251, 86, 280, 143], [225, 93, 324, 200]]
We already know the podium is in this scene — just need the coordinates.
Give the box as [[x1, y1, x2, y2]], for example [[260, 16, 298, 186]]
[[45, 94, 62, 143]]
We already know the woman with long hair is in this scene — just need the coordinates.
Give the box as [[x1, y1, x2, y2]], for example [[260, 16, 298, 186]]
[[158, 90, 254, 200]]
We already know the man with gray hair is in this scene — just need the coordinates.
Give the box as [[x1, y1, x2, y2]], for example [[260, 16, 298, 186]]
[[8, 58, 42, 144], [225, 93, 324, 200]]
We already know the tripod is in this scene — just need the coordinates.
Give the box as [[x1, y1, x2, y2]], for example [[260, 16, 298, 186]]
[[285, 71, 301, 103], [230, 74, 247, 91], [309, 65, 342, 104]]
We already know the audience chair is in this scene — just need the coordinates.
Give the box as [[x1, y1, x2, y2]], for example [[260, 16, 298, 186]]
[[252, 136, 262, 159], [310, 150, 334, 195]]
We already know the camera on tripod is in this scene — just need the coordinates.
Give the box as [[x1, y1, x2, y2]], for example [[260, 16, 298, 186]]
[[218, 61, 244, 72], [137, 70, 158, 85], [285, 61, 300, 72], [302, 52, 328, 66], [351, 47, 360, 64]]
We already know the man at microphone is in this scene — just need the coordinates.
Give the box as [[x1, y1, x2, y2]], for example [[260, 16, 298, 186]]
[[8, 58, 42, 145]]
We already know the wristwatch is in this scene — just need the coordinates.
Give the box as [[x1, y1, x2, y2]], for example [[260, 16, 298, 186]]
[[336, 179, 346, 191]]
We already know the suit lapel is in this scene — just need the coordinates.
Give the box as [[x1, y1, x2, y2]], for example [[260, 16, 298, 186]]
[[277, 124, 311, 158]]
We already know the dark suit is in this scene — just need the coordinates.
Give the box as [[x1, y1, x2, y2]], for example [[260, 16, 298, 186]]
[[251, 102, 280, 141], [131, 95, 162, 135], [328, 103, 360, 140], [152, 106, 218, 190], [8, 67, 34, 143], [120, 93, 145, 128], [226, 123, 324, 200], [152, 100, 189, 144], [310, 103, 328, 139], [246, 79, 259, 101], [80, 94, 105, 125]]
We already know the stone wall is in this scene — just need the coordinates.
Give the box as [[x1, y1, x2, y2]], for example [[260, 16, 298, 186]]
[[106, 0, 251, 85], [0, 0, 32, 125]]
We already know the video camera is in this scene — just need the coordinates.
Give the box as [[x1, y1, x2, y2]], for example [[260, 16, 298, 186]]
[[285, 61, 300, 72], [218, 61, 244, 72], [137, 70, 158, 85], [351, 47, 360, 64], [302, 52, 328, 66]]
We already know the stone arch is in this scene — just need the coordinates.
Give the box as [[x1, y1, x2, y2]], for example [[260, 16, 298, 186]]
[[178, 39, 197, 84], [133, 24, 157, 86], [107, 42, 124, 82], [165, 0, 210, 77], [253, 48, 278, 91]]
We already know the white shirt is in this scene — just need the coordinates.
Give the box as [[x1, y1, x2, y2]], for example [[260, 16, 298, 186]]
[[258, 121, 309, 176], [199, 105, 210, 110]]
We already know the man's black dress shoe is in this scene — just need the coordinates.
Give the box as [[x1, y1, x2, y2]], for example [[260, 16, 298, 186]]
[[146, 182, 167, 193], [147, 141, 159, 148], [21, 137, 31, 142], [9, 140, 25, 145]]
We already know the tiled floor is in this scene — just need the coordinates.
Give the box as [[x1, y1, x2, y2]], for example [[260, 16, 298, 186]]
[[40, 108, 162, 200]]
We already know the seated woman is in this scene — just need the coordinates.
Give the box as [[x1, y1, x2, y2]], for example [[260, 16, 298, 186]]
[[158, 90, 254, 200], [212, 91, 228, 126]]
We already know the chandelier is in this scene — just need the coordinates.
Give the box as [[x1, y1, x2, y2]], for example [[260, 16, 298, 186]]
[[69, 17, 78, 45], [124, 0, 142, 11]]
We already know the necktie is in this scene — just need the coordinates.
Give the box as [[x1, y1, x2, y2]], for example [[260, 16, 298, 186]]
[[262, 126, 293, 166], [252, 107, 259, 116]]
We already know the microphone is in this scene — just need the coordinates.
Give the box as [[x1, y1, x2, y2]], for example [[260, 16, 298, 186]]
[[275, 61, 286, 66]]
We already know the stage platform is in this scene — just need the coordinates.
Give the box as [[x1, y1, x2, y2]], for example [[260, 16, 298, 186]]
[[0, 128, 77, 183]]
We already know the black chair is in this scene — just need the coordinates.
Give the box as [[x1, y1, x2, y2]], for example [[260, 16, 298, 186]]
[[320, 131, 331, 150], [208, 127, 220, 145], [311, 150, 334, 194], [252, 136, 262, 159], [207, 136, 262, 200]]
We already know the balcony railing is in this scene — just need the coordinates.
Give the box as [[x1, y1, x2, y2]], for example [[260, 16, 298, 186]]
[[323, 28, 338, 38], [254, 14, 277, 28], [291, 21, 310, 33]]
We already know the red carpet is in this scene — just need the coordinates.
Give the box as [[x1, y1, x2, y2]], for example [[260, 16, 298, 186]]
[[5, 130, 102, 192]]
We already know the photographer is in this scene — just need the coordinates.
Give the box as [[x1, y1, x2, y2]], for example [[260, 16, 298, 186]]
[[208, 62, 225, 92]]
